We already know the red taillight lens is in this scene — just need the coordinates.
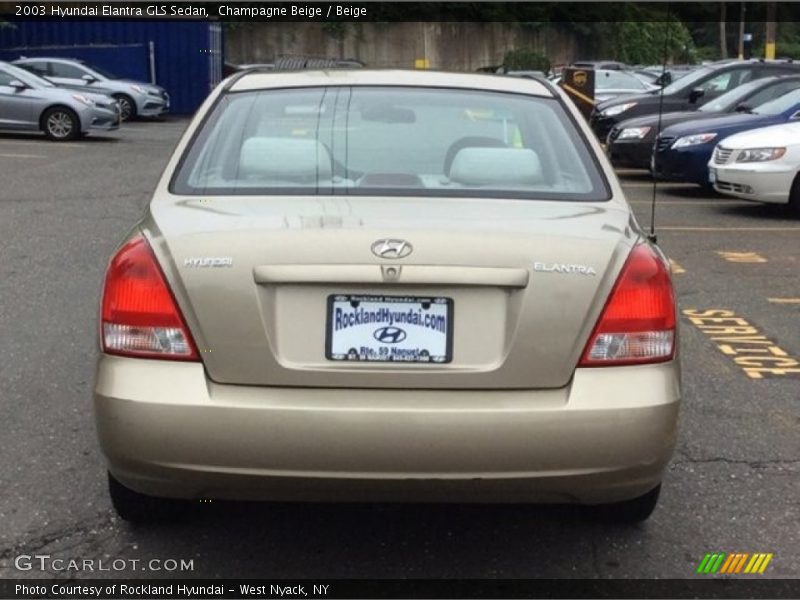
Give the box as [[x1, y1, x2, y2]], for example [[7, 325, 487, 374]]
[[579, 243, 676, 366], [101, 235, 199, 360]]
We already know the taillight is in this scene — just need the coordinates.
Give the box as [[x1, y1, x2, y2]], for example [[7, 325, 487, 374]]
[[101, 235, 199, 360], [579, 243, 675, 366]]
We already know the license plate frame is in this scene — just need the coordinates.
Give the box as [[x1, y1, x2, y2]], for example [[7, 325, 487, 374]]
[[325, 294, 453, 363]]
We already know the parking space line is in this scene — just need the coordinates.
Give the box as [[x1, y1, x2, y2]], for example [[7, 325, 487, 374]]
[[669, 259, 686, 274], [717, 251, 767, 263], [767, 298, 800, 304], [659, 226, 800, 232], [0, 153, 46, 159], [621, 183, 697, 188]]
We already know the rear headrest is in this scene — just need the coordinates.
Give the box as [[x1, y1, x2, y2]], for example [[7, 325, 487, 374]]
[[239, 137, 332, 181], [449, 148, 543, 187]]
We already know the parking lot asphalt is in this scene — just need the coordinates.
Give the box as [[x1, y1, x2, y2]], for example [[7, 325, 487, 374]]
[[0, 121, 798, 581]]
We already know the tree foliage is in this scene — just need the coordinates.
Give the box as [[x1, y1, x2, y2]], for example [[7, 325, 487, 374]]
[[503, 49, 551, 72], [586, 21, 697, 65]]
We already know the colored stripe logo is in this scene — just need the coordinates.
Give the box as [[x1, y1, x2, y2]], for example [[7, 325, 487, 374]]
[[697, 552, 773, 574]]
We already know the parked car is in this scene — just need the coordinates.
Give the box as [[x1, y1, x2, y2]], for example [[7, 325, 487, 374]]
[[593, 69, 660, 103], [634, 65, 696, 87], [13, 57, 168, 120], [0, 61, 120, 141], [709, 121, 800, 213], [554, 69, 659, 103], [607, 75, 800, 168], [94, 69, 679, 524], [591, 59, 800, 140], [571, 60, 626, 70], [653, 87, 800, 186]]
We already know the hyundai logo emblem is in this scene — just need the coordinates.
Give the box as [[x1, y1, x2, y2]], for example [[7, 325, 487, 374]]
[[371, 239, 413, 259], [373, 326, 407, 344]]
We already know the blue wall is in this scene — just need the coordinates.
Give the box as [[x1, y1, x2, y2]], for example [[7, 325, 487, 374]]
[[0, 21, 223, 114]]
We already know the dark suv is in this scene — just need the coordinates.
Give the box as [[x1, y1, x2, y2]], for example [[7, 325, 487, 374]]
[[590, 59, 800, 141]]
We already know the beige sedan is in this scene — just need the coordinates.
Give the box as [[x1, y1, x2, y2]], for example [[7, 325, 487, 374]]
[[94, 69, 680, 523]]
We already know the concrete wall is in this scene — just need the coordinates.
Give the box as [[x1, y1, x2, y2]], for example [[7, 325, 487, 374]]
[[225, 22, 580, 71]]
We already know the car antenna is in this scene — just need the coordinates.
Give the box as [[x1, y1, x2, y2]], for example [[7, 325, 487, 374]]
[[649, 2, 672, 245]]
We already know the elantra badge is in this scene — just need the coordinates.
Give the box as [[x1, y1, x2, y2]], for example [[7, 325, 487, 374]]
[[534, 261, 597, 276]]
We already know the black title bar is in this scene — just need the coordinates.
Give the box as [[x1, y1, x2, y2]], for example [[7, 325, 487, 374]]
[[3, 579, 800, 600], [3, 2, 800, 22]]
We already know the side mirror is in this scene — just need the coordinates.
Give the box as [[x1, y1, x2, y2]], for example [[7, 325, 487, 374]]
[[734, 103, 751, 113], [688, 87, 705, 103], [81, 74, 97, 84], [8, 79, 28, 91]]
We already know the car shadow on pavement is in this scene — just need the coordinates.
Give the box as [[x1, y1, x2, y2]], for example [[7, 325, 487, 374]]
[[715, 202, 799, 220], [120, 500, 648, 578], [0, 132, 120, 143], [655, 185, 721, 199]]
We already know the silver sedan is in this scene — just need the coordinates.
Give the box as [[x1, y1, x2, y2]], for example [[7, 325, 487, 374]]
[[13, 57, 168, 121], [0, 61, 120, 141]]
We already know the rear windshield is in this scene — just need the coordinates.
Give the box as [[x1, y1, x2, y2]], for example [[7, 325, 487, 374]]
[[171, 86, 610, 201]]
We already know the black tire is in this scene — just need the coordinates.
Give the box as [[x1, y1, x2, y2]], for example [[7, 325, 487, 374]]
[[41, 106, 80, 141], [107, 472, 187, 524], [113, 94, 137, 121], [788, 174, 800, 217], [588, 484, 661, 524]]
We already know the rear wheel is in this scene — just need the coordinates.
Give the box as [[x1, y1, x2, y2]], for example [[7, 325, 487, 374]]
[[107, 472, 188, 524], [588, 484, 661, 524], [42, 107, 80, 141], [788, 173, 800, 217], [113, 94, 136, 121]]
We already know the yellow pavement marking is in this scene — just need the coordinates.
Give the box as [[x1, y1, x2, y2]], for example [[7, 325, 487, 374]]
[[717, 251, 767, 263], [669, 259, 686, 274], [659, 226, 800, 232], [768, 298, 800, 304], [683, 309, 800, 379], [0, 141, 83, 149], [0, 153, 46, 159], [621, 182, 698, 188]]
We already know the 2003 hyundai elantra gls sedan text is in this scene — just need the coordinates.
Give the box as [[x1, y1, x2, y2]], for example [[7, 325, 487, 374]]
[[95, 69, 681, 524]]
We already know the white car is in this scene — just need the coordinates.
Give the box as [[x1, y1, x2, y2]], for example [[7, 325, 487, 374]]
[[709, 121, 800, 213]]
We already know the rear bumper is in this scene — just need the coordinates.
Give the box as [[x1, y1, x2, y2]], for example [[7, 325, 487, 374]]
[[94, 356, 681, 505], [711, 163, 796, 204]]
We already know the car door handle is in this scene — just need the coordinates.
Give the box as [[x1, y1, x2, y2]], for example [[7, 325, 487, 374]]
[[253, 265, 529, 288]]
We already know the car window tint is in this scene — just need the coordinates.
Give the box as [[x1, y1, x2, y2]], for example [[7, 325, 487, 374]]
[[698, 71, 734, 93], [747, 80, 800, 107], [596, 71, 646, 90], [49, 62, 87, 78], [173, 86, 609, 202], [0, 71, 16, 86], [698, 77, 766, 112], [17, 61, 49, 77], [753, 87, 800, 115]]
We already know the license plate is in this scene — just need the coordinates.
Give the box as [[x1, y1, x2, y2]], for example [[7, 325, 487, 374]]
[[708, 167, 716, 183], [326, 294, 453, 363]]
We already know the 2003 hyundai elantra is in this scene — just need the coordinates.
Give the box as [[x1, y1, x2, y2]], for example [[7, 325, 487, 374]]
[[94, 69, 681, 523]]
